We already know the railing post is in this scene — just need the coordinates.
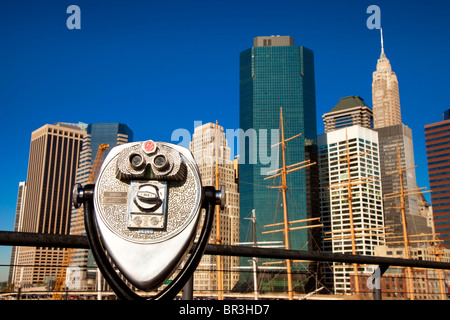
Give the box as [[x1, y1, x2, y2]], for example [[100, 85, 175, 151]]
[[368, 264, 390, 300]]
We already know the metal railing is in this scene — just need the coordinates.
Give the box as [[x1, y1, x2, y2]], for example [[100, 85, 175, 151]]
[[2, 230, 450, 300]]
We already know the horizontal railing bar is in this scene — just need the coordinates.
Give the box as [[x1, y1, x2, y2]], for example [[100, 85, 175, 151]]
[[0, 231, 89, 249], [2, 231, 450, 271], [205, 244, 450, 270]]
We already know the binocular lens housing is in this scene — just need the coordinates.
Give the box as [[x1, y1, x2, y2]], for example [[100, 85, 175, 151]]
[[129, 153, 145, 170], [153, 154, 169, 170]]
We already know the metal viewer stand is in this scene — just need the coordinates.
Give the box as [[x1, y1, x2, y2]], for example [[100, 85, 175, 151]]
[[74, 183, 224, 300]]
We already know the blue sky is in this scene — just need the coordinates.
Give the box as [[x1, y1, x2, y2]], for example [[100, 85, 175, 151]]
[[0, 0, 449, 281]]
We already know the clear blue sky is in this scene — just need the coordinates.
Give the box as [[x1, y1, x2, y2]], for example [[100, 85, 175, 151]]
[[0, 0, 449, 281]]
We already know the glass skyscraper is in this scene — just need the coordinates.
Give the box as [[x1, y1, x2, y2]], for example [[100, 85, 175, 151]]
[[87, 123, 133, 164], [70, 123, 133, 291], [238, 36, 318, 291]]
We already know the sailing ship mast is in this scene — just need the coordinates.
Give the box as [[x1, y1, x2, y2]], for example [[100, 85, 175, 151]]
[[263, 107, 318, 300], [250, 209, 259, 300], [382, 142, 433, 300], [215, 120, 224, 300], [430, 234, 447, 300]]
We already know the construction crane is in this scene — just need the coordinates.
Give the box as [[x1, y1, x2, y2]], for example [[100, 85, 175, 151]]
[[52, 143, 109, 300]]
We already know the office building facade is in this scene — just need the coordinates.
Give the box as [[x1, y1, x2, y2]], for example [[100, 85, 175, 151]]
[[239, 35, 318, 292], [13, 123, 84, 286], [425, 111, 450, 248], [372, 29, 402, 129], [318, 126, 385, 294], [189, 122, 240, 294], [322, 96, 373, 133], [376, 124, 432, 244], [373, 245, 450, 299]]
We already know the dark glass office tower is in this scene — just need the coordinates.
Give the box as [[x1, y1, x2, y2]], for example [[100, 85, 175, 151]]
[[88, 123, 134, 163], [239, 36, 318, 292], [70, 123, 133, 291]]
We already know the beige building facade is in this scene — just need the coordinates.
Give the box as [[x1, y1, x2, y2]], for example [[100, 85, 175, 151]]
[[372, 30, 402, 129], [374, 245, 450, 300], [13, 123, 84, 287], [189, 122, 240, 295]]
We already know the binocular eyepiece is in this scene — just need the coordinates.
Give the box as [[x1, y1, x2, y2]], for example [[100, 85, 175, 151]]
[[116, 140, 186, 182]]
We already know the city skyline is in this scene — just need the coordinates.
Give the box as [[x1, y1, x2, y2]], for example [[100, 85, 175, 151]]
[[1, 0, 450, 282]]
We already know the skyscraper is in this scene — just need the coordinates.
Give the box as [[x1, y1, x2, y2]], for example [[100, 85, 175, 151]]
[[8, 182, 26, 284], [425, 110, 450, 248], [189, 122, 240, 295], [71, 123, 133, 235], [322, 96, 373, 133], [319, 96, 383, 294], [318, 125, 384, 294], [70, 123, 133, 290], [372, 29, 401, 129], [372, 30, 432, 245], [239, 36, 318, 291], [13, 123, 84, 286], [376, 124, 432, 240]]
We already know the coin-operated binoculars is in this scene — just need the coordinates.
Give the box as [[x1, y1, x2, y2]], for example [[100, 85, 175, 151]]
[[73, 140, 225, 300]]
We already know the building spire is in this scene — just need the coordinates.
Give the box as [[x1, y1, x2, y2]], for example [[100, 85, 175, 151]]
[[380, 28, 386, 58]]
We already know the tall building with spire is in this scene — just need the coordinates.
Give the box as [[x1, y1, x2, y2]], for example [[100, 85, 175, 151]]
[[371, 30, 433, 247], [372, 29, 402, 129]]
